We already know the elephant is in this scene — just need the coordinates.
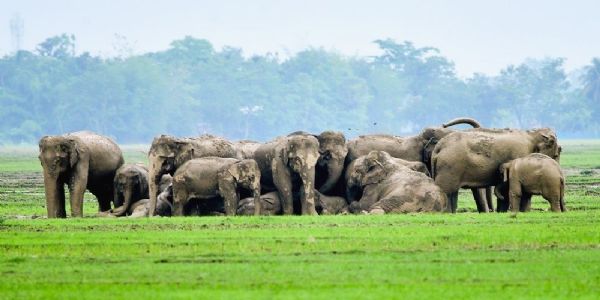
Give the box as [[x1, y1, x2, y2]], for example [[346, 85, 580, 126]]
[[431, 127, 561, 213], [109, 163, 149, 217], [147, 134, 237, 216], [289, 131, 348, 195], [38, 131, 124, 218], [127, 175, 174, 218], [237, 191, 282, 216], [171, 157, 261, 216], [253, 134, 320, 215], [494, 153, 566, 213], [348, 151, 447, 214], [233, 140, 262, 159], [345, 153, 430, 203], [236, 190, 348, 215], [344, 117, 492, 210]]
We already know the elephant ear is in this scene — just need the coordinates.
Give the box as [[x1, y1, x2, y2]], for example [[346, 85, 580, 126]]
[[500, 163, 510, 182], [226, 162, 243, 183], [67, 139, 80, 168]]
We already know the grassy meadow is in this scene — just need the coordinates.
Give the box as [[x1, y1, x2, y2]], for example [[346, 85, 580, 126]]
[[1, 142, 599, 299]]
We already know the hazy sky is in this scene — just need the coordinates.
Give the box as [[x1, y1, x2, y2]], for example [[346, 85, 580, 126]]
[[1, 0, 599, 76]]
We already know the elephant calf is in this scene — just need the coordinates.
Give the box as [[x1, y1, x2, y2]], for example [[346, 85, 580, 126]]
[[172, 157, 261, 216], [495, 153, 566, 213], [109, 164, 149, 217], [350, 151, 447, 214], [236, 190, 348, 216]]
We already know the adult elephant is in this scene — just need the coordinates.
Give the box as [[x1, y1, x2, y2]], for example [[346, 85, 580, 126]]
[[289, 131, 348, 195], [172, 157, 261, 216], [147, 134, 237, 216], [233, 140, 262, 159], [345, 117, 481, 165], [109, 163, 149, 217], [349, 151, 447, 214], [431, 128, 561, 213], [38, 131, 124, 218], [253, 134, 320, 215], [345, 117, 494, 210]]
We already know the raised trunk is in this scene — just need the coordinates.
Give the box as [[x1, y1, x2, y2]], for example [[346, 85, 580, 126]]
[[318, 159, 344, 194], [442, 117, 482, 128]]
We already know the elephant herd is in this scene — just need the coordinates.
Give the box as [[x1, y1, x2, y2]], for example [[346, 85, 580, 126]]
[[37, 117, 565, 218]]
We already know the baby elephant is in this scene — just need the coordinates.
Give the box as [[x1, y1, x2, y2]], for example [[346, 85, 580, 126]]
[[495, 153, 566, 213], [172, 157, 261, 216], [129, 174, 174, 217], [236, 190, 348, 216], [110, 163, 150, 217]]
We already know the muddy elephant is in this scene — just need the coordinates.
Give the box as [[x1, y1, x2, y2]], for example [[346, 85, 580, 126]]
[[233, 140, 262, 159], [237, 191, 282, 216], [494, 153, 566, 213], [253, 134, 320, 215], [125, 175, 174, 217], [108, 163, 150, 217], [289, 131, 348, 195], [345, 154, 430, 203], [38, 131, 124, 218], [147, 134, 237, 216], [349, 151, 447, 214], [236, 190, 347, 215], [432, 128, 561, 213], [172, 157, 261, 216]]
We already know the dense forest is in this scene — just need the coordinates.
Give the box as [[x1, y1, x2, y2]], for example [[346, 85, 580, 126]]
[[1, 34, 599, 144]]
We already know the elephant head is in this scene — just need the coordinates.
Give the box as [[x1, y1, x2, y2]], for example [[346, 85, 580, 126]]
[[110, 164, 149, 217], [281, 135, 320, 175], [315, 131, 348, 194], [531, 128, 561, 161], [38, 136, 80, 178], [344, 156, 368, 202], [361, 151, 395, 186], [221, 159, 261, 215]]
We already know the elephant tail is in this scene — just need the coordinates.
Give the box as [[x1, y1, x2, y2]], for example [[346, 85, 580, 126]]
[[442, 117, 481, 128], [560, 177, 566, 212]]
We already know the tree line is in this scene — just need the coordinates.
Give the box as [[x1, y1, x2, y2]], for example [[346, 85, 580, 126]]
[[1, 34, 599, 144]]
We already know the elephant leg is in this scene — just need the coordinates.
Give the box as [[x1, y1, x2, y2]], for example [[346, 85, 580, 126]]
[[96, 187, 114, 213], [218, 176, 239, 216], [272, 161, 294, 215], [520, 193, 532, 212], [172, 188, 188, 216], [446, 192, 459, 213], [471, 188, 489, 213], [485, 187, 494, 212], [508, 183, 522, 213]]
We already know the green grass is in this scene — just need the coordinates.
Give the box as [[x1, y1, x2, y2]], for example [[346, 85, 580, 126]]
[[1, 141, 600, 299]]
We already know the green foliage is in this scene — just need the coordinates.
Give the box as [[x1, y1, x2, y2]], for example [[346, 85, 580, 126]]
[[1, 35, 599, 144]]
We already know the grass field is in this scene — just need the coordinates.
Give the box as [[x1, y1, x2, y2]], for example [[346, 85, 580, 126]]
[[1, 142, 600, 299]]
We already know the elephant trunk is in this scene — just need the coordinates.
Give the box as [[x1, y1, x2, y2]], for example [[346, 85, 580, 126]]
[[111, 188, 133, 217], [147, 166, 162, 217], [318, 158, 344, 194], [442, 117, 481, 128], [252, 183, 261, 216], [300, 166, 318, 215], [43, 172, 66, 218]]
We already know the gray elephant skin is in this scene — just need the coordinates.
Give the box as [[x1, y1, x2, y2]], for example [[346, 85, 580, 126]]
[[110, 163, 150, 217], [432, 128, 561, 213], [253, 134, 320, 215], [172, 157, 261, 216], [147, 134, 237, 216], [347, 151, 447, 214], [495, 153, 566, 213], [38, 131, 124, 218]]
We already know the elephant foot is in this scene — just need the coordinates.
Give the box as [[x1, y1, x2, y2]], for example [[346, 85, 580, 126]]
[[369, 208, 385, 215]]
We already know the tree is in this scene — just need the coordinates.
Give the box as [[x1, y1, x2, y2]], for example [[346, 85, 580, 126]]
[[36, 34, 76, 59]]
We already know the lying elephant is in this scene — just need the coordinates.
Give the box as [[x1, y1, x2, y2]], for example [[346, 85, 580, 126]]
[[110, 163, 149, 217], [350, 151, 447, 214], [172, 157, 261, 216], [345, 153, 430, 203], [495, 153, 566, 213], [38, 131, 124, 218], [236, 191, 348, 215]]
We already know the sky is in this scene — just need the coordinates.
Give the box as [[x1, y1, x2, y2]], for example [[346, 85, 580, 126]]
[[1, 0, 599, 77]]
